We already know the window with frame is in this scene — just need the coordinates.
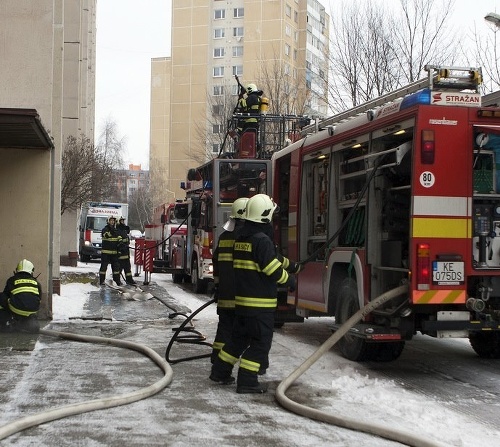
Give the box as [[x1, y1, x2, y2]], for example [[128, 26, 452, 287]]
[[214, 9, 225, 19], [284, 43, 290, 56], [286, 4, 291, 17], [213, 105, 222, 115], [233, 27, 244, 37], [213, 124, 224, 134], [285, 25, 291, 36], [213, 85, 224, 95], [233, 7, 244, 18], [232, 46, 243, 57], [212, 143, 220, 153], [232, 65, 243, 76], [213, 47, 225, 58], [213, 66, 224, 77], [214, 28, 225, 39]]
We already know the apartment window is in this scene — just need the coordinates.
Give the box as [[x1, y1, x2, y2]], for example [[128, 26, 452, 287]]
[[213, 47, 225, 58], [284, 43, 290, 56], [214, 28, 225, 39], [213, 124, 224, 134], [231, 85, 239, 95], [294, 11, 298, 22], [233, 46, 243, 57], [285, 25, 291, 37], [232, 65, 243, 76], [214, 9, 225, 19], [285, 4, 291, 17], [213, 105, 222, 115], [233, 27, 244, 37], [213, 143, 220, 153], [213, 66, 224, 77], [234, 7, 244, 18], [213, 85, 224, 95]]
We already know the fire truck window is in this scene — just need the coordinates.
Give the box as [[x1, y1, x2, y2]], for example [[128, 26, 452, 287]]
[[300, 155, 329, 259], [218, 161, 268, 201], [481, 132, 500, 193]]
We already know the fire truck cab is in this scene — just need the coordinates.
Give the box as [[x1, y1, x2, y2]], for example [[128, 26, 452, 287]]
[[273, 65, 500, 361]]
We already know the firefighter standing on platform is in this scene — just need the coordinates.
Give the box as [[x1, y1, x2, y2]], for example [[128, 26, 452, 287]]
[[0, 259, 42, 332], [211, 197, 249, 363], [116, 216, 136, 285], [210, 194, 297, 394], [99, 216, 122, 286], [236, 83, 263, 133]]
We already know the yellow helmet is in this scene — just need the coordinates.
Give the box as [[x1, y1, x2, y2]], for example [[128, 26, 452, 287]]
[[16, 259, 35, 275], [230, 197, 249, 219], [246, 83, 258, 94], [245, 194, 278, 224]]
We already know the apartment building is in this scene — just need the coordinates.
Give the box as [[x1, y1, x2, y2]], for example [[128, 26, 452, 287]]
[[109, 164, 150, 204], [150, 0, 329, 207], [0, 1, 96, 317]]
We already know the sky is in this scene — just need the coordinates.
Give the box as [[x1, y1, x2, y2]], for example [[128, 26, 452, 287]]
[[94, 0, 499, 170], [41, 259, 500, 447]]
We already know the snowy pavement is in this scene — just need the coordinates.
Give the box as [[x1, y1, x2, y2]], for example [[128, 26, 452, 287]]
[[0, 262, 499, 446]]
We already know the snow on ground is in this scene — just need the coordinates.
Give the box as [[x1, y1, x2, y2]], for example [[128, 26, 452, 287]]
[[52, 262, 500, 447]]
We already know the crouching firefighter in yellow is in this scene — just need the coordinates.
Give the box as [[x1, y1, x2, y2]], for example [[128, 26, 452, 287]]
[[0, 259, 42, 332], [210, 194, 296, 394]]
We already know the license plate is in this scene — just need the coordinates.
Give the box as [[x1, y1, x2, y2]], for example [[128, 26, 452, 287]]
[[432, 261, 464, 285]]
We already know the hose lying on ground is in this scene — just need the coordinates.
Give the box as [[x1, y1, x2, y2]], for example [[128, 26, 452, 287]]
[[275, 284, 449, 447], [0, 329, 173, 441]]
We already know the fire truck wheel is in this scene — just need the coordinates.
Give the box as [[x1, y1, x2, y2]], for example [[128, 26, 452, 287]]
[[469, 331, 500, 358], [336, 278, 372, 361], [172, 273, 184, 284]]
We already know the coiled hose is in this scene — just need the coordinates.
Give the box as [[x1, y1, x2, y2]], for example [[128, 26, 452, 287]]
[[275, 284, 449, 447], [0, 328, 173, 441]]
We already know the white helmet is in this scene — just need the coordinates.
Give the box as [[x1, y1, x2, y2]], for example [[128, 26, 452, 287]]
[[245, 194, 277, 224], [246, 83, 258, 94], [230, 197, 249, 219], [16, 259, 35, 275]]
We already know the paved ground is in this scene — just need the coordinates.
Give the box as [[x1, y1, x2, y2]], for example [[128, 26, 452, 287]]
[[0, 279, 387, 447]]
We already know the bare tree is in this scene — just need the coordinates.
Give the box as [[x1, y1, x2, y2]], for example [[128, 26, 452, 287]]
[[148, 155, 176, 212], [327, 0, 459, 112], [97, 117, 126, 169], [128, 184, 152, 230], [60, 134, 119, 215], [469, 22, 500, 92]]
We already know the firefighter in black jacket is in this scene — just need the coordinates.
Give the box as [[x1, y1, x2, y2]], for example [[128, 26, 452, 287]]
[[0, 259, 42, 332], [211, 197, 249, 363], [99, 216, 122, 286], [210, 194, 296, 394], [116, 216, 136, 285], [236, 83, 263, 133]]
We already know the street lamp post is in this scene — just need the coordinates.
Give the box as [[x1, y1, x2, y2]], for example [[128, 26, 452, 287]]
[[484, 12, 500, 27]]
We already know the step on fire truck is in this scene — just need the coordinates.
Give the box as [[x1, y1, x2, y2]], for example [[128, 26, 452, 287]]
[[271, 65, 500, 360], [167, 111, 309, 296]]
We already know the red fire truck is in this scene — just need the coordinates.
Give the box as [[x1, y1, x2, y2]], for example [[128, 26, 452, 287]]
[[171, 113, 308, 295], [272, 65, 500, 360]]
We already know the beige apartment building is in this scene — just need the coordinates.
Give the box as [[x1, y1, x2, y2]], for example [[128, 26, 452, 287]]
[[0, 1, 96, 318], [150, 0, 329, 207]]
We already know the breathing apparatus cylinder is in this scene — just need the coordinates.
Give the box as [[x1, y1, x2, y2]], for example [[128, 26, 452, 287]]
[[260, 96, 269, 114]]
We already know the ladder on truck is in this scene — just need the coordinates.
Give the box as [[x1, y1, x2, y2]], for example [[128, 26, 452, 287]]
[[301, 65, 483, 137]]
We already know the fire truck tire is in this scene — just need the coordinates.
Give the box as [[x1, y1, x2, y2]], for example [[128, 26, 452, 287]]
[[191, 259, 208, 294], [336, 278, 372, 361], [469, 331, 500, 358], [172, 273, 184, 284]]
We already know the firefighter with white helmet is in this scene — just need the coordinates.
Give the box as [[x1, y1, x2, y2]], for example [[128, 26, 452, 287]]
[[99, 215, 122, 286], [210, 194, 297, 393], [236, 82, 263, 133], [116, 216, 135, 285], [210, 197, 249, 365], [0, 259, 42, 332]]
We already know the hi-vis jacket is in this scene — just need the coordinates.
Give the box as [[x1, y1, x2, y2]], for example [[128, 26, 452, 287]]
[[233, 221, 291, 314], [101, 224, 121, 255], [2, 272, 42, 316], [213, 229, 238, 310]]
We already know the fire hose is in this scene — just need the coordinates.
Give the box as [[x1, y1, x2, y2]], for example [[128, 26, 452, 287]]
[[0, 329, 173, 441], [275, 284, 449, 447]]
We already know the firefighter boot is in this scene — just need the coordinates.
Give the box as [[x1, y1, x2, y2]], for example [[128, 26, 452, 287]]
[[236, 368, 268, 394], [113, 274, 122, 286], [209, 358, 235, 385], [99, 273, 106, 286]]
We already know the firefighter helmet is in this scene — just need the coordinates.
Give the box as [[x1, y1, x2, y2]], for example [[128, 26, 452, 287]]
[[245, 194, 277, 224], [119, 216, 125, 221], [108, 216, 117, 224], [16, 259, 35, 275], [246, 83, 258, 94], [230, 197, 249, 219]]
